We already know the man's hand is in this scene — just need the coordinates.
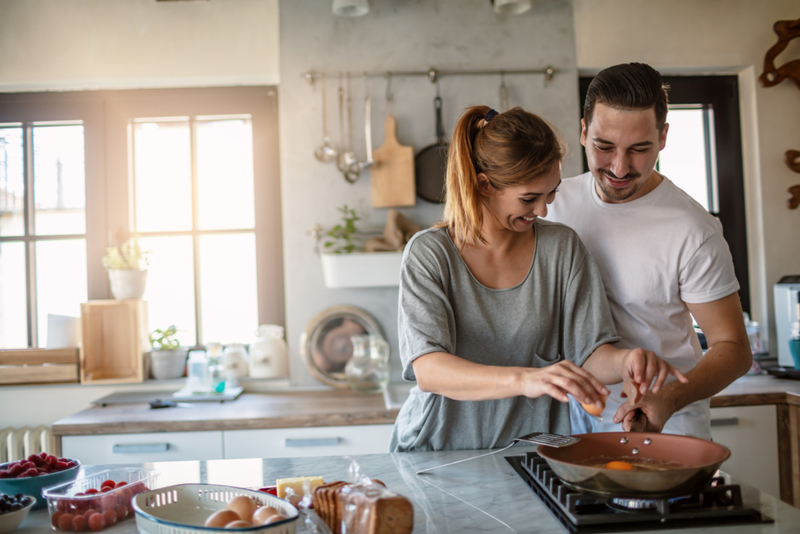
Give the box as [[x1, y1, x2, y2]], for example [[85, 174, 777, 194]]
[[613, 390, 676, 432], [618, 347, 688, 395]]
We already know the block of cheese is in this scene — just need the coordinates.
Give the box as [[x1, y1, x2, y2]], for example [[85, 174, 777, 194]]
[[276, 476, 324, 500]]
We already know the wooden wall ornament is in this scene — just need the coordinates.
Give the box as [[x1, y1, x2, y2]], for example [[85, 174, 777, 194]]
[[759, 18, 800, 210]]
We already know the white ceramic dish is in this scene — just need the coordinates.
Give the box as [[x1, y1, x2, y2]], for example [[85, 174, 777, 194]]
[[133, 484, 298, 534], [0, 496, 36, 534]]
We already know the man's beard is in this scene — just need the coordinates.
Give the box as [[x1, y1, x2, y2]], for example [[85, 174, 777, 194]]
[[595, 169, 643, 202]]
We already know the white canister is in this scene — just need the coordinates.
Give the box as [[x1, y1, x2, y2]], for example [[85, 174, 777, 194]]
[[249, 325, 289, 378], [222, 343, 249, 378]]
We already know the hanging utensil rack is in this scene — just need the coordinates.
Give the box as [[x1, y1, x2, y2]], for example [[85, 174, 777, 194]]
[[304, 66, 556, 85]]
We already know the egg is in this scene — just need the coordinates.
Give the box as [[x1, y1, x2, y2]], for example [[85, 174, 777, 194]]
[[263, 515, 286, 525], [580, 395, 606, 417], [225, 496, 257, 523], [205, 510, 241, 528], [604, 460, 635, 471], [224, 520, 253, 529], [252, 506, 281, 526]]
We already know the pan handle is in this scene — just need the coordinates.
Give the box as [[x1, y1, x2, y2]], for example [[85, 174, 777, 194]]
[[434, 96, 445, 143]]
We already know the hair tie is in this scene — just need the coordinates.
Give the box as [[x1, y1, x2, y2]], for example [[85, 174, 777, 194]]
[[484, 109, 499, 123]]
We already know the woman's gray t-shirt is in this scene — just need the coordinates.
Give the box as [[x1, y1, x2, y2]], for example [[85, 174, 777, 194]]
[[389, 221, 619, 452]]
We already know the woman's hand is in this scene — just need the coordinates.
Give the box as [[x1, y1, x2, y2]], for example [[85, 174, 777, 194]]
[[618, 348, 688, 395], [519, 360, 609, 409]]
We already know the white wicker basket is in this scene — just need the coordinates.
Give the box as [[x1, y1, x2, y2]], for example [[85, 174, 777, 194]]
[[132, 484, 298, 534]]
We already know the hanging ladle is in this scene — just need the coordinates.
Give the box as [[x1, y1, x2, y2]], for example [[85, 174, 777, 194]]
[[337, 73, 359, 179], [343, 76, 375, 183], [314, 73, 337, 163]]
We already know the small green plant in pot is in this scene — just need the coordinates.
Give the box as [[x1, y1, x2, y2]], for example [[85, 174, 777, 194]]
[[323, 204, 361, 253], [102, 237, 151, 299], [148, 325, 187, 380]]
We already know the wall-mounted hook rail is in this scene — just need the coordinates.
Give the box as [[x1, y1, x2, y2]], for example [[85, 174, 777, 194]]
[[304, 66, 557, 85]]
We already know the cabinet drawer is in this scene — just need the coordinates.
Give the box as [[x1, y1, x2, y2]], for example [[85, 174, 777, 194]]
[[223, 424, 394, 459], [62, 431, 224, 464], [710, 405, 779, 497]]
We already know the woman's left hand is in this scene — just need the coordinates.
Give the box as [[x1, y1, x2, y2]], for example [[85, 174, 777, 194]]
[[619, 348, 688, 396]]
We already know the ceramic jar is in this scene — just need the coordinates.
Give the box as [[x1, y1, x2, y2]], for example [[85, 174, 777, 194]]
[[249, 325, 289, 378]]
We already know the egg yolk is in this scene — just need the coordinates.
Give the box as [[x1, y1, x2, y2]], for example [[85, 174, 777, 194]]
[[604, 461, 635, 471]]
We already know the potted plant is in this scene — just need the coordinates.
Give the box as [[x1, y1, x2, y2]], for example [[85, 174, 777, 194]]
[[102, 237, 150, 300], [148, 325, 187, 380], [319, 205, 405, 288]]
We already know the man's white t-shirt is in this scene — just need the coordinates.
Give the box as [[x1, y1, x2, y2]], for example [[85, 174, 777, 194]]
[[546, 172, 740, 440]]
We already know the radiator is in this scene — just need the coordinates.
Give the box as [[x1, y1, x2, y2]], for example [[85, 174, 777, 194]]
[[0, 426, 54, 463]]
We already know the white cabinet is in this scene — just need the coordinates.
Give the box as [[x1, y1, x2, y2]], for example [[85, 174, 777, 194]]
[[223, 424, 395, 459], [62, 431, 224, 465], [710, 405, 779, 497]]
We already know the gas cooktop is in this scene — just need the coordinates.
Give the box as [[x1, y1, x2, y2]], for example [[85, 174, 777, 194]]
[[506, 451, 773, 533]]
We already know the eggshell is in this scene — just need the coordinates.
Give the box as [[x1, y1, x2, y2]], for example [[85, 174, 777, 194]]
[[205, 510, 241, 528], [225, 520, 253, 529], [252, 506, 281, 526], [263, 514, 286, 525], [580, 395, 606, 417], [225, 496, 257, 523]]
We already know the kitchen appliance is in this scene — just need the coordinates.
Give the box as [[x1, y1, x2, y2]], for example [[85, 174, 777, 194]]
[[774, 275, 800, 367], [506, 450, 773, 532]]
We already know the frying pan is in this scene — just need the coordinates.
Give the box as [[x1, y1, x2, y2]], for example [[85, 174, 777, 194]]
[[536, 432, 731, 498], [415, 92, 448, 204]]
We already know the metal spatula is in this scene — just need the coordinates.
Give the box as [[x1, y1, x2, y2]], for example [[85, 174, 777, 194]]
[[416, 432, 579, 475]]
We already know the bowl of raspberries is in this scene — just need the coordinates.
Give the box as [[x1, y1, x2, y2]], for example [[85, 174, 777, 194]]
[[0, 454, 80, 510]]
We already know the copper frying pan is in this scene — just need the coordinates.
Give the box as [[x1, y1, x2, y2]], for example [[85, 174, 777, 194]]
[[537, 432, 731, 498]]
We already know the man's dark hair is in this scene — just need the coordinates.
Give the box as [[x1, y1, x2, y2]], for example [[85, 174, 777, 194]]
[[584, 63, 670, 131]]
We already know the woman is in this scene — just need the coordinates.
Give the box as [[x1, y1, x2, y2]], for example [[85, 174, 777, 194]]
[[390, 106, 686, 452]]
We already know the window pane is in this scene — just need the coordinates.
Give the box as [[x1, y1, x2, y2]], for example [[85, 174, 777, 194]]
[[139, 235, 196, 347], [0, 242, 28, 348], [196, 117, 255, 230], [0, 127, 24, 237], [36, 239, 87, 347], [199, 233, 257, 345], [660, 108, 711, 211], [33, 124, 86, 235], [133, 120, 192, 232]]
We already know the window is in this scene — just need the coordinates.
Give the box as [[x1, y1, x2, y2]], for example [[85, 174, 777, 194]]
[[579, 76, 749, 313], [0, 87, 282, 350]]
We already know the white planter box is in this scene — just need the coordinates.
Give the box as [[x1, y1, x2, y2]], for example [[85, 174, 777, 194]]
[[320, 251, 403, 288]]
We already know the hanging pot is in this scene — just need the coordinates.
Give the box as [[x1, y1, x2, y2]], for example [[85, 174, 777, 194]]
[[414, 91, 449, 204]]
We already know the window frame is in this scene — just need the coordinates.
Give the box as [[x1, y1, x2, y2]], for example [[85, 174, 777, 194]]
[[0, 86, 283, 349]]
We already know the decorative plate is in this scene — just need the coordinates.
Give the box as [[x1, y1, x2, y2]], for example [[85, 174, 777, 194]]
[[300, 306, 384, 387]]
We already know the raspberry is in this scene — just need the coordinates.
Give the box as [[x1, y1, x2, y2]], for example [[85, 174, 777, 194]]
[[47, 455, 59, 466], [28, 454, 44, 467], [56, 462, 69, 470], [8, 464, 24, 476], [0, 470, 9, 478], [22, 461, 35, 470], [24, 468, 39, 477], [40, 451, 49, 459], [65, 461, 76, 469]]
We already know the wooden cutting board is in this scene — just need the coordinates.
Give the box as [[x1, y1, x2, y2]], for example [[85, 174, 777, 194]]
[[371, 114, 416, 207]]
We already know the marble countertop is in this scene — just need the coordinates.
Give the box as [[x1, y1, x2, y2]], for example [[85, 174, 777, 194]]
[[16, 448, 800, 534]]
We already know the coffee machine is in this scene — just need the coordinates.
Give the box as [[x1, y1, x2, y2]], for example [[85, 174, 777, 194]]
[[774, 275, 800, 367]]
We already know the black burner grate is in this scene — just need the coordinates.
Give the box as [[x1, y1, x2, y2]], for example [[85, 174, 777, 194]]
[[506, 451, 773, 533]]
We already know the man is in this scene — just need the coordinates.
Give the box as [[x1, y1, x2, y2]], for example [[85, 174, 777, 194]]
[[546, 63, 752, 440]]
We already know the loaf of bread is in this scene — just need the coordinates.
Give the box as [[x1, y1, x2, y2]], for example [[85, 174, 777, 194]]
[[340, 484, 413, 534], [313, 481, 349, 534]]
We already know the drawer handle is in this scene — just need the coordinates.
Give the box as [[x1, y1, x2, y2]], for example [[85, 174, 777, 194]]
[[710, 417, 740, 427], [112, 443, 170, 454], [284, 437, 340, 448]]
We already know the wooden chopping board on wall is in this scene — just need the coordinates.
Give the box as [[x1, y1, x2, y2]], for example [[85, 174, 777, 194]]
[[371, 114, 416, 207]]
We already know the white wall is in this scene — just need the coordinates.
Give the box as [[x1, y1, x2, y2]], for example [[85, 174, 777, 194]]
[[278, 0, 581, 386], [574, 0, 800, 352], [0, 0, 280, 91]]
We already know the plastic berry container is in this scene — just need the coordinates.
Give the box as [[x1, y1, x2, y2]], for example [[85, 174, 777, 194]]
[[43, 468, 158, 532]]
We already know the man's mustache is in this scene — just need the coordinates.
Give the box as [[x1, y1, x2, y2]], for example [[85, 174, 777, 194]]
[[600, 169, 641, 181]]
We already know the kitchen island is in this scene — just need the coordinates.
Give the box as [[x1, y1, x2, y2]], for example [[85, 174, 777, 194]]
[[14, 448, 800, 534]]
